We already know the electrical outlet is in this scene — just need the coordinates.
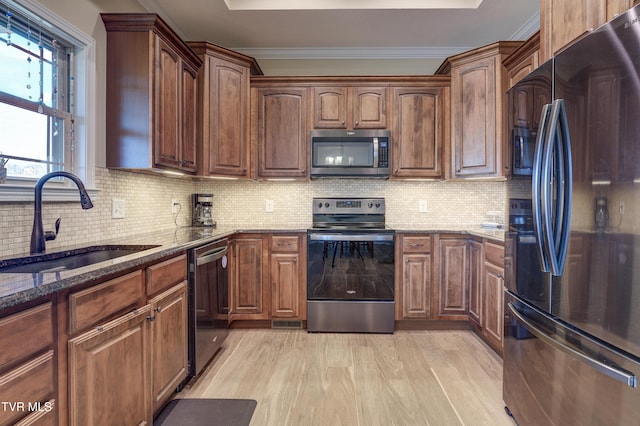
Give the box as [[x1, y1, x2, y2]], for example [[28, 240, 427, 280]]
[[171, 199, 179, 214], [265, 199, 275, 213], [419, 199, 428, 213], [112, 198, 125, 219], [620, 201, 625, 215]]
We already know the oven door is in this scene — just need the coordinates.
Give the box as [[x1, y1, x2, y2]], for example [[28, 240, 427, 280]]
[[307, 231, 394, 301]]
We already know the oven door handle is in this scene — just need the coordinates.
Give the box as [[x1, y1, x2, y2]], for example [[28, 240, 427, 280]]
[[196, 246, 228, 266], [308, 233, 394, 242]]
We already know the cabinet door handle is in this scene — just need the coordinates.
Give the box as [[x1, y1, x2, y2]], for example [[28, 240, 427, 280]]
[[155, 306, 162, 313], [147, 315, 156, 322]]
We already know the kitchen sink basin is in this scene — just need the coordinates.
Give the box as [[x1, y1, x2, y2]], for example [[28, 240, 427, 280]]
[[0, 245, 161, 274]]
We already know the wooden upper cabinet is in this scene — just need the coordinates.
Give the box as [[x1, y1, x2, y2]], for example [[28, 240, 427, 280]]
[[540, 0, 633, 62], [188, 42, 262, 178], [253, 87, 309, 178], [154, 42, 197, 172], [504, 32, 540, 90], [314, 87, 347, 128], [446, 42, 521, 178], [391, 82, 449, 179], [102, 14, 202, 173], [313, 86, 387, 129]]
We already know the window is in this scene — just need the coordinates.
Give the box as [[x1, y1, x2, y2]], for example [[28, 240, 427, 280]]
[[0, 0, 95, 197]]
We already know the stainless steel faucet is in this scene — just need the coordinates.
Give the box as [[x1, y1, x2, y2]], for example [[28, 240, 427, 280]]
[[30, 171, 94, 254]]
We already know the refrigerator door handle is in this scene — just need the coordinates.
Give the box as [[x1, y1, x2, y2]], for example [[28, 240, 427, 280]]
[[541, 100, 573, 276], [552, 99, 573, 276], [532, 103, 552, 272], [539, 100, 573, 276], [507, 302, 637, 388]]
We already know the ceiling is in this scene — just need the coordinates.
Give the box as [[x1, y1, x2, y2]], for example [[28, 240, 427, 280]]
[[110, 0, 540, 61]]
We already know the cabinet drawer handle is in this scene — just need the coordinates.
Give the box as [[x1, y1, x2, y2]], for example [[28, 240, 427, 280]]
[[147, 315, 156, 322], [408, 243, 424, 247]]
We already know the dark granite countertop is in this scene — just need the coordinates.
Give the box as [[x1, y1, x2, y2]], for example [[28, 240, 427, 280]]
[[392, 226, 506, 242], [0, 226, 236, 310], [0, 225, 504, 311]]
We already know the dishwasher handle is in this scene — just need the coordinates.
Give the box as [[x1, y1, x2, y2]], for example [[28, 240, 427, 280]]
[[507, 302, 637, 388], [196, 245, 228, 266]]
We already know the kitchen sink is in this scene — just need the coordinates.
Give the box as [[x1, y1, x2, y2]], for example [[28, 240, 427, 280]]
[[0, 245, 161, 274]]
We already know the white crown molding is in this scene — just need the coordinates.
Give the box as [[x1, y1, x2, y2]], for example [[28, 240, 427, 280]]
[[231, 46, 473, 60], [137, 0, 192, 40], [509, 10, 540, 41], [224, 0, 483, 11]]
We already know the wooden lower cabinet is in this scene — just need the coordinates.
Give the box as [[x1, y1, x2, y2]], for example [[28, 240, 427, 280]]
[[68, 305, 153, 426], [149, 281, 189, 413], [468, 240, 483, 326], [437, 236, 469, 319], [230, 235, 268, 319], [483, 261, 504, 353], [0, 301, 56, 426], [64, 253, 189, 424], [396, 234, 433, 320], [482, 241, 505, 354], [269, 234, 305, 319]]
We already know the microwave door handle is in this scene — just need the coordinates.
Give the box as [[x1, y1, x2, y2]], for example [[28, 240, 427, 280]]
[[373, 137, 379, 167], [519, 136, 524, 162]]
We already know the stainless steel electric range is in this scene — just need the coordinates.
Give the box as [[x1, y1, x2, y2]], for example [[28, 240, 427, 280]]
[[307, 197, 395, 333]]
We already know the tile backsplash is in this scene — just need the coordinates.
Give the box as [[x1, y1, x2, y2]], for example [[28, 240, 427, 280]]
[[197, 179, 518, 230], [0, 168, 530, 258]]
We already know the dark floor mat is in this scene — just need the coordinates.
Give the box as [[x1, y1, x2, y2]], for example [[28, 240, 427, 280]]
[[154, 398, 257, 426]]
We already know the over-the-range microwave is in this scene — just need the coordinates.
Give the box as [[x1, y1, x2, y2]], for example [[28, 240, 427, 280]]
[[310, 129, 390, 178]]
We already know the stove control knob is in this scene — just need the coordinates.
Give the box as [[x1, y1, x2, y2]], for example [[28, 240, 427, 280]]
[[317, 202, 323, 208], [375, 202, 381, 208], [368, 202, 373, 208], [325, 202, 330, 208]]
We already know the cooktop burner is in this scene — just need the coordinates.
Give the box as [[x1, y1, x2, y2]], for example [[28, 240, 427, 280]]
[[311, 197, 387, 230]]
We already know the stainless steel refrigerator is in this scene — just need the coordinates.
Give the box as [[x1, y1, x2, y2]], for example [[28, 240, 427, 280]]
[[503, 5, 640, 425]]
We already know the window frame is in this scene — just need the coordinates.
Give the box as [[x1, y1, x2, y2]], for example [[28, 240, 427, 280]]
[[0, 0, 97, 202]]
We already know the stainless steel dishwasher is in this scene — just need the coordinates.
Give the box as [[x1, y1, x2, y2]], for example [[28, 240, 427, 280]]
[[187, 238, 229, 378]]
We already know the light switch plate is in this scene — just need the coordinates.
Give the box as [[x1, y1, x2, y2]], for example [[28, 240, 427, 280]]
[[112, 198, 126, 219], [265, 199, 275, 213], [419, 199, 428, 213]]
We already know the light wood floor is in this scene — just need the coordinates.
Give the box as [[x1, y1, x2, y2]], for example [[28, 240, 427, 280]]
[[179, 329, 515, 426]]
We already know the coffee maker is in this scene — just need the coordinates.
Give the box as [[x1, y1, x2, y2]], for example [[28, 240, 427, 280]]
[[192, 194, 216, 227]]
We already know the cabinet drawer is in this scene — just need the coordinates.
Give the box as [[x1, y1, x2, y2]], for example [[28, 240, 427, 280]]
[[271, 235, 299, 252], [484, 241, 505, 266], [13, 400, 55, 426], [146, 254, 187, 296], [0, 303, 53, 370], [69, 270, 144, 334], [402, 236, 432, 253], [0, 351, 55, 426]]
